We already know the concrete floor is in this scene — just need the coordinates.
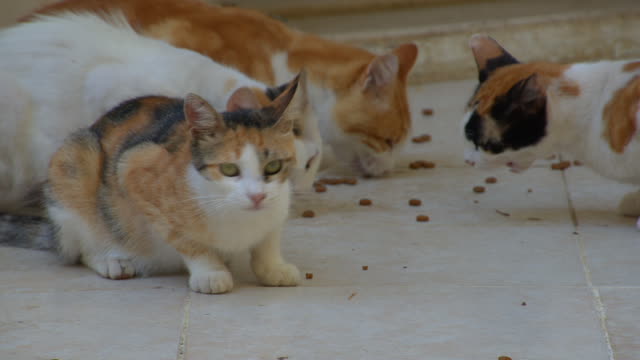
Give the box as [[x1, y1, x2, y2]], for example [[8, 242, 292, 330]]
[[2, 80, 639, 359]]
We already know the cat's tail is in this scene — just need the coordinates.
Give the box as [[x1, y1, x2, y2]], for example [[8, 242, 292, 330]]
[[0, 213, 56, 250]]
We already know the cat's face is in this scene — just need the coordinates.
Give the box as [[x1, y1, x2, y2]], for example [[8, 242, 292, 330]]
[[185, 83, 297, 213], [332, 43, 418, 177], [462, 35, 558, 173]]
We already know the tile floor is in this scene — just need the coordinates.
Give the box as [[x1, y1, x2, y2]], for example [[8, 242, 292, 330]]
[[1, 80, 639, 360]]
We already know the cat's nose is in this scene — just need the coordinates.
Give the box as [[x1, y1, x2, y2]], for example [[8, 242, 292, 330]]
[[248, 193, 266, 207]]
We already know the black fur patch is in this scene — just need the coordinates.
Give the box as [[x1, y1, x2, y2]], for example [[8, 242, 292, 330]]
[[265, 83, 289, 101], [478, 53, 519, 83], [119, 99, 186, 153], [92, 98, 144, 137], [222, 108, 279, 129]]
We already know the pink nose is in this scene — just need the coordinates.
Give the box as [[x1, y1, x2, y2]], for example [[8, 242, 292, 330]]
[[248, 193, 266, 207]]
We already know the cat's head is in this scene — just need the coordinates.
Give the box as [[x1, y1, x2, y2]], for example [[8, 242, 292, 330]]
[[462, 34, 566, 173], [331, 43, 418, 177], [230, 72, 321, 192], [185, 78, 300, 213]]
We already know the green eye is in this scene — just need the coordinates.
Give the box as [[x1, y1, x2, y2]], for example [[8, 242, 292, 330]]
[[219, 163, 240, 177], [264, 160, 282, 176]]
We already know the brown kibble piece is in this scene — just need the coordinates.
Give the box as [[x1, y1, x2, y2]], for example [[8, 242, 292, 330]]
[[302, 210, 315, 218], [409, 161, 421, 169], [416, 215, 430, 222], [473, 186, 485, 193], [421, 161, 436, 169], [551, 161, 571, 170], [314, 184, 327, 193], [485, 176, 497, 184], [521, 301, 527, 306], [422, 108, 434, 116], [343, 177, 358, 185], [573, 160, 583, 166], [305, 273, 313, 279], [409, 199, 422, 206], [498, 356, 513, 360], [527, 188, 533, 193], [362, 265, 368, 271], [411, 134, 432, 143], [359, 199, 372, 206]]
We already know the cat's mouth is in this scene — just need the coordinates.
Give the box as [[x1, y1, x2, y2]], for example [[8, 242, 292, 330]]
[[352, 154, 391, 178]]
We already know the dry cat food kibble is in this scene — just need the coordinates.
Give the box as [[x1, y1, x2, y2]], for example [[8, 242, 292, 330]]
[[314, 184, 327, 193], [485, 176, 497, 184], [409, 199, 422, 206], [422, 108, 434, 116], [362, 265, 368, 271], [343, 177, 358, 185], [573, 160, 583, 166], [409, 160, 436, 170], [473, 186, 486, 193], [317, 177, 358, 186], [416, 215, 430, 222], [498, 357, 513, 360], [305, 273, 313, 280], [359, 199, 372, 206], [411, 134, 432, 143], [301, 210, 315, 218], [551, 161, 571, 170]]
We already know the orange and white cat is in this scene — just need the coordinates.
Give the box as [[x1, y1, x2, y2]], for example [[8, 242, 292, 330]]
[[47, 87, 302, 294], [28, 0, 419, 177], [463, 34, 640, 225], [0, 12, 316, 214]]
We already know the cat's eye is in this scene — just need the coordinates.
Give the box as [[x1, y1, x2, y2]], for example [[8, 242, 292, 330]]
[[264, 160, 282, 176], [219, 163, 240, 177]]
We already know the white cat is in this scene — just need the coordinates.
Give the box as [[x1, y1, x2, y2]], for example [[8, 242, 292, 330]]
[[462, 34, 640, 226], [0, 12, 321, 215]]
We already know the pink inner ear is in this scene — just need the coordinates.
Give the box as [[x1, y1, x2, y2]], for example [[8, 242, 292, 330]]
[[226, 87, 261, 111], [363, 54, 399, 94]]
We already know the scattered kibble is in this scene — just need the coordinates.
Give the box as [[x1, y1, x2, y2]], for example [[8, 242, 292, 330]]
[[317, 177, 358, 186], [527, 188, 533, 193], [348, 292, 357, 300], [521, 301, 527, 306], [416, 215, 430, 222], [362, 265, 368, 271], [411, 134, 432, 143], [344, 177, 358, 185], [473, 200, 479, 204], [408, 198, 422, 206], [305, 273, 313, 279], [314, 184, 327, 193], [573, 160, 583, 166], [495, 209, 510, 217], [409, 160, 436, 170], [498, 356, 513, 360], [551, 161, 571, 170], [527, 217, 542, 221], [302, 210, 315, 218], [359, 199, 372, 206], [473, 186, 486, 193], [485, 176, 497, 184], [422, 108, 434, 116]]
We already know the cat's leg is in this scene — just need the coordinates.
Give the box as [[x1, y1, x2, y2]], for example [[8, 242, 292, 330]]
[[250, 227, 300, 287], [173, 237, 233, 294], [618, 190, 640, 216], [49, 205, 137, 280]]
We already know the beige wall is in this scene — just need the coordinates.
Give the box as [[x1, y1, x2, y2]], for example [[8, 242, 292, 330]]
[[0, 0, 50, 27]]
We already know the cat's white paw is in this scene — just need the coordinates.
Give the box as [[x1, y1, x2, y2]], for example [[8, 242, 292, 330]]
[[618, 191, 640, 216], [92, 258, 136, 280], [189, 270, 234, 294], [253, 262, 300, 287]]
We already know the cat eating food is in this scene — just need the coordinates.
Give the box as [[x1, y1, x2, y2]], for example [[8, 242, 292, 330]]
[[462, 34, 640, 226], [47, 86, 302, 293], [27, 0, 418, 177]]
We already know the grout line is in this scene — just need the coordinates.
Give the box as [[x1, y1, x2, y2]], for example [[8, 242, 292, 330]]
[[176, 293, 192, 360], [561, 170, 616, 360]]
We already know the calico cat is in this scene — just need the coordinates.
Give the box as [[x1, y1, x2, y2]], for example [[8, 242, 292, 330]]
[[463, 34, 640, 223], [0, 12, 318, 215], [46, 86, 301, 294], [27, 0, 418, 177]]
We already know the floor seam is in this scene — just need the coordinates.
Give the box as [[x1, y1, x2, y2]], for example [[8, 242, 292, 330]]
[[176, 292, 192, 360], [561, 170, 616, 360]]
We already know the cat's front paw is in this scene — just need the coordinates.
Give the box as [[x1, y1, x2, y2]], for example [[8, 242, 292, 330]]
[[253, 262, 300, 287], [92, 258, 136, 280], [618, 191, 640, 216], [188, 270, 234, 294]]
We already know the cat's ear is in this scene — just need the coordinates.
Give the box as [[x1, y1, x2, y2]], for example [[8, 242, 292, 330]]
[[184, 93, 224, 134], [361, 53, 399, 97], [469, 34, 519, 82], [509, 74, 547, 113], [269, 73, 301, 135], [282, 70, 312, 136], [226, 87, 262, 111], [392, 43, 418, 80]]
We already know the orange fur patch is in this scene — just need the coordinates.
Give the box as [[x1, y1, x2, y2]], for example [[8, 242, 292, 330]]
[[557, 80, 581, 97], [603, 75, 640, 153], [473, 62, 569, 116], [623, 61, 640, 72]]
